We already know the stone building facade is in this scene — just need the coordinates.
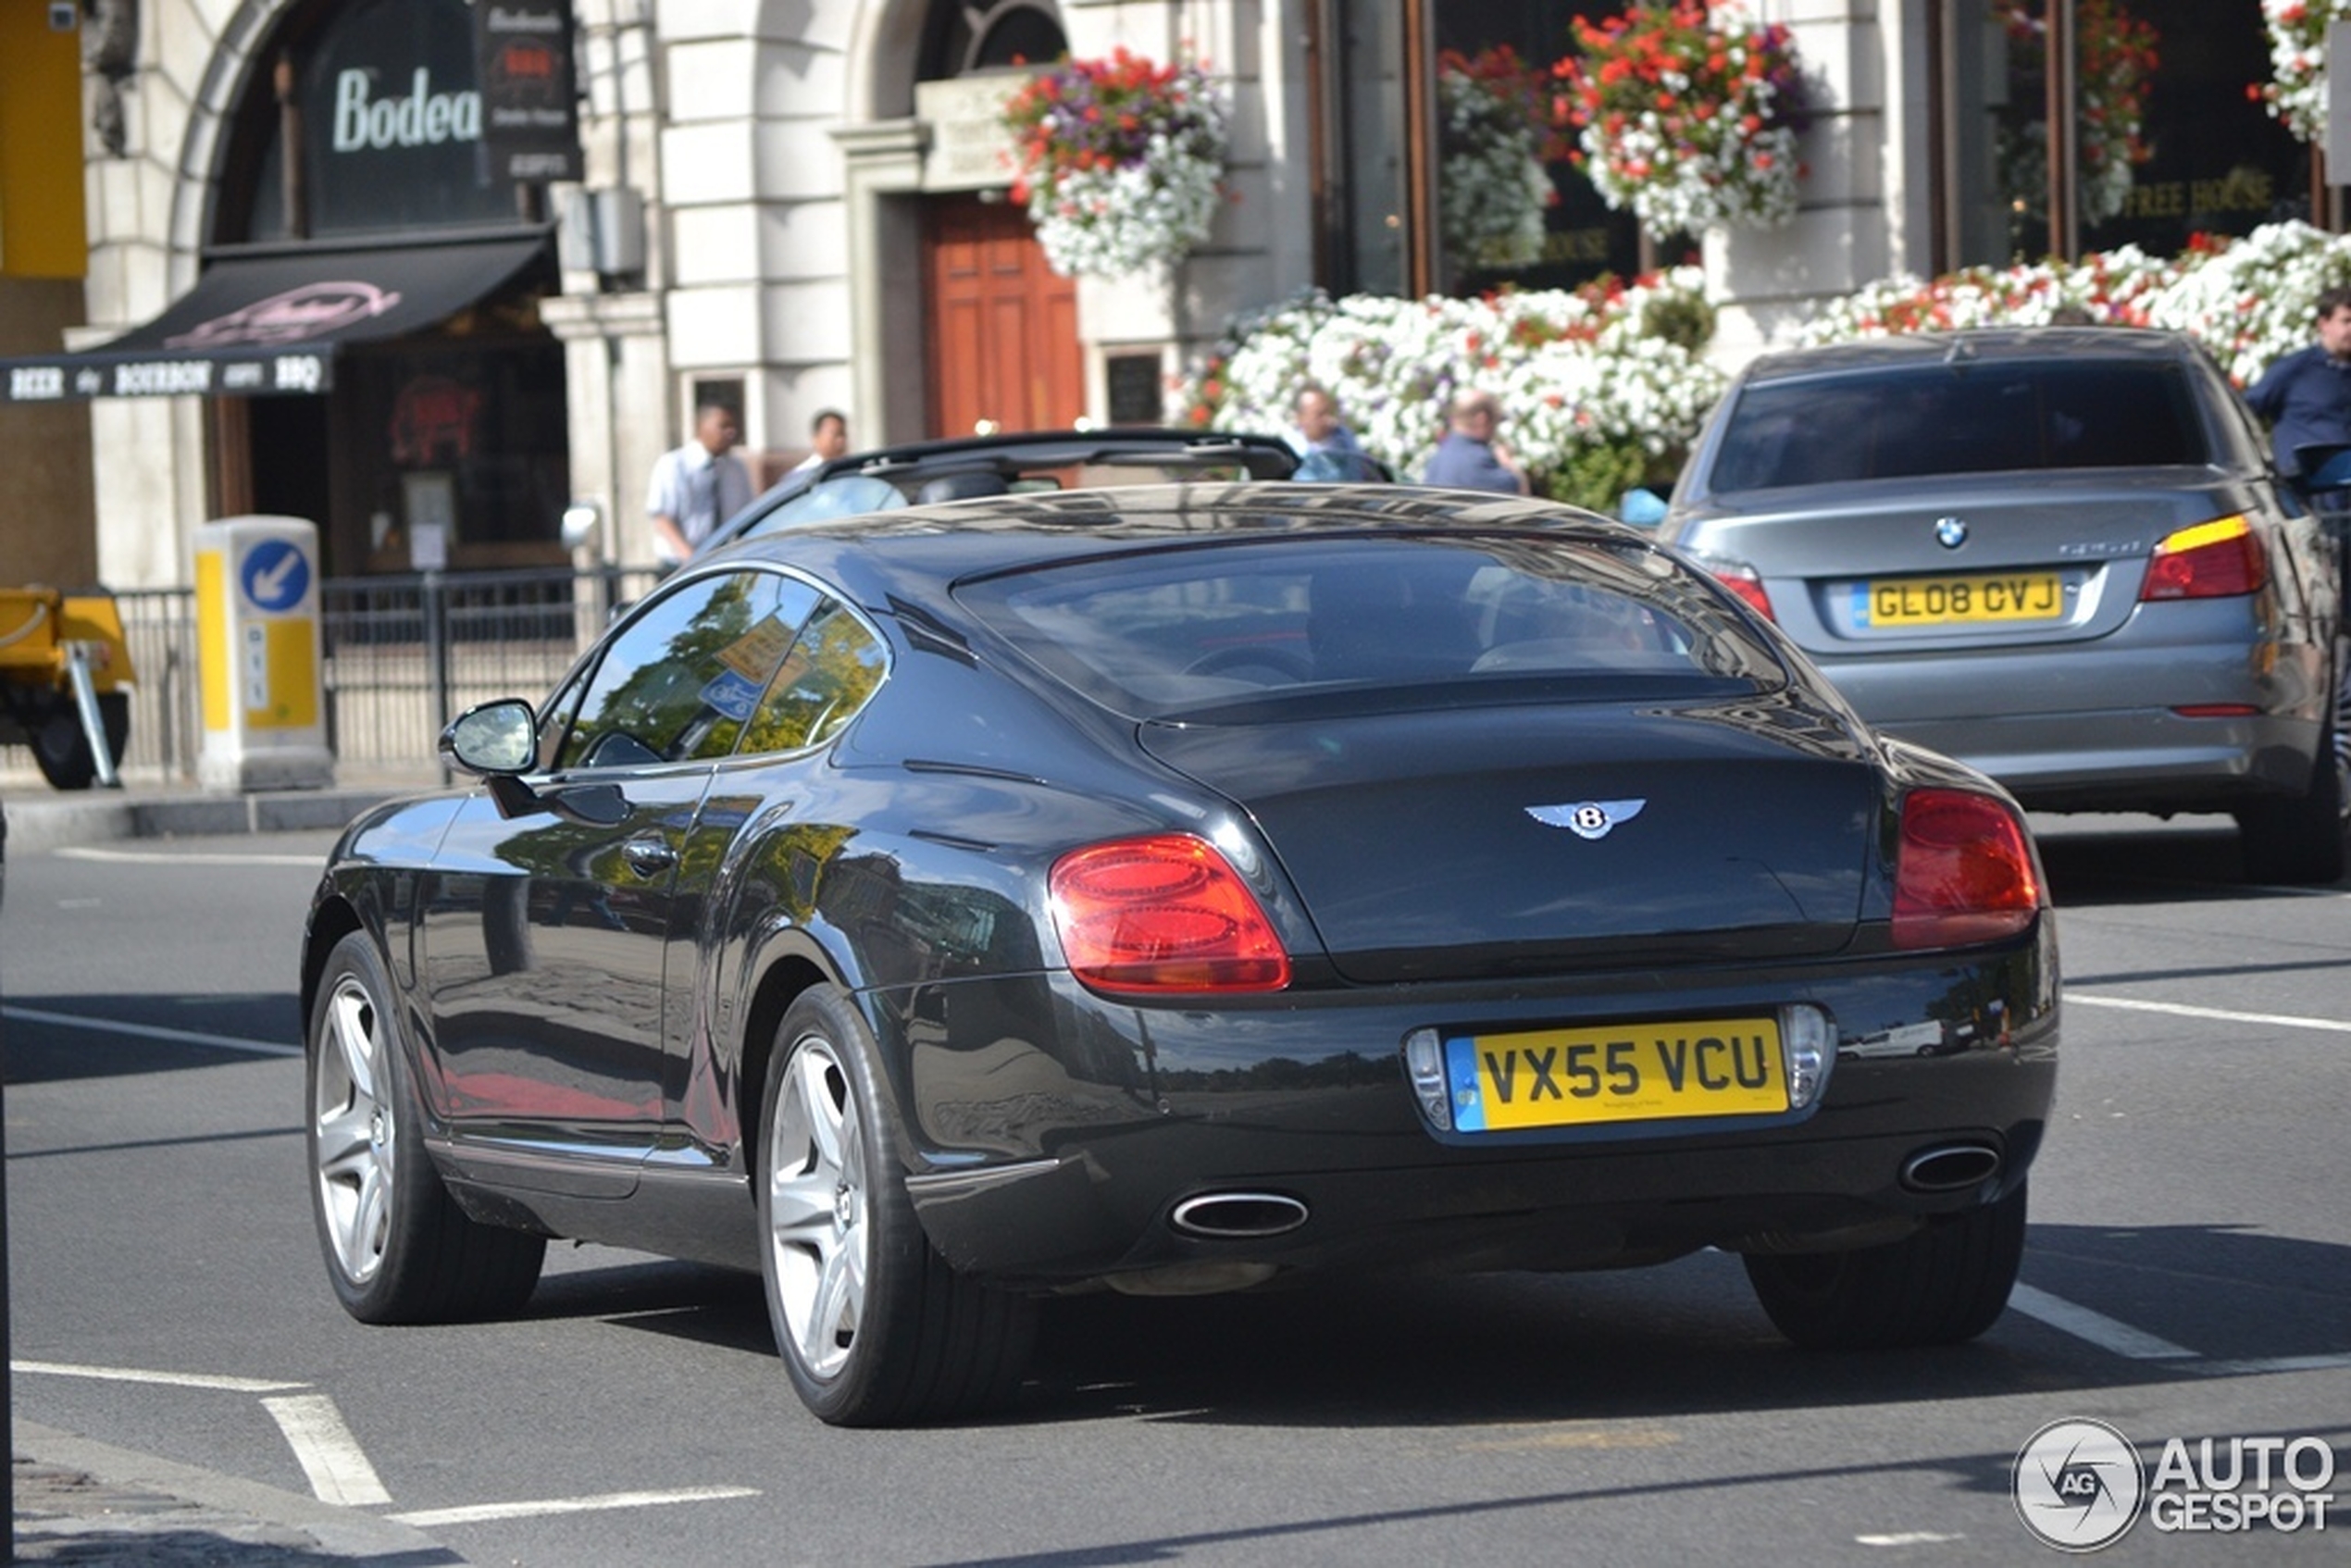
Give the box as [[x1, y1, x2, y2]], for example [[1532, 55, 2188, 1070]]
[[0, 1, 2308, 590]]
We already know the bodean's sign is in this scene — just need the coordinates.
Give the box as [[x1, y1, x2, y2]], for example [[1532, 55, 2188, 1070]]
[[330, 68, 481, 153]]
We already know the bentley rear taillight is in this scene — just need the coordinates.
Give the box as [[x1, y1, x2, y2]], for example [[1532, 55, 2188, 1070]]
[[1051, 834, 1291, 993], [1891, 789, 2044, 950], [2140, 516, 2266, 601]]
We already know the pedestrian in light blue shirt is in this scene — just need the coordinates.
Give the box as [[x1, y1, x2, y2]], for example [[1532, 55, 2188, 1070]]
[[646, 403, 754, 568], [1286, 385, 1383, 481]]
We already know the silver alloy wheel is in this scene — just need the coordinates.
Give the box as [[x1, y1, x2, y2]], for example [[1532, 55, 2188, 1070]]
[[766, 1034, 868, 1381], [313, 971, 394, 1286]]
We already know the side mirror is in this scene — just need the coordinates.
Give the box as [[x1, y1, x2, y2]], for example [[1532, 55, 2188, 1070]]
[[441, 699, 538, 777], [561, 499, 603, 552]]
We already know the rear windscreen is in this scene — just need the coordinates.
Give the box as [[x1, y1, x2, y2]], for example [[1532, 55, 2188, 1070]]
[[955, 533, 1788, 720], [1708, 360, 2212, 492]]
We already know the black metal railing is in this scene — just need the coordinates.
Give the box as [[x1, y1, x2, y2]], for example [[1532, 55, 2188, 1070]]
[[3, 565, 663, 786]]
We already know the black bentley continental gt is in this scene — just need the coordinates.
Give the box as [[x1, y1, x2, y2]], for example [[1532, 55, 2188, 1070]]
[[301, 483, 2059, 1426]]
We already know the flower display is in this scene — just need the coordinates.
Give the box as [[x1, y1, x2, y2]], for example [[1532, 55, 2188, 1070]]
[[1001, 49, 1230, 280], [1437, 46, 1569, 273], [1171, 224, 2351, 524], [2252, 0, 2351, 144], [1996, 0, 2161, 227], [1556, 0, 1805, 235], [1794, 220, 2351, 390], [1174, 271, 1724, 512]]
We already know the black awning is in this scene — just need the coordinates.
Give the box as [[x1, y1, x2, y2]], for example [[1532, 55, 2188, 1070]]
[[0, 234, 548, 404]]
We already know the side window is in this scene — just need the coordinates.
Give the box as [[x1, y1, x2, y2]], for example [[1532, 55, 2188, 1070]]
[[740, 598, 889, 755], [555, 570, 822, 769]]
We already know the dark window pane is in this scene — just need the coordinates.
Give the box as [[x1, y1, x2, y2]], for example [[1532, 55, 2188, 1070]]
[[558, 571, 822, 768], [1710, 363, 2209, 491], [741, 598, 889, 754], [959, 534, 1783, 718]]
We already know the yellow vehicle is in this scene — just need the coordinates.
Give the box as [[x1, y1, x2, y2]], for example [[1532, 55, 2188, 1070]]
[[0, 586, 134, 790]]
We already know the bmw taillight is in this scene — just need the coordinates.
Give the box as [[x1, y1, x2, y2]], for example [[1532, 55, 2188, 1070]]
[[1891, 789, 2044, 950], [1050, 834, 1291, 993], [2140, 516, 2266, 601], [1698, 556, 1775, 620]]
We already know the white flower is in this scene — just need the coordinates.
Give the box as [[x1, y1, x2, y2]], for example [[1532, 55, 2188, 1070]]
[[1180, 270, 1723, 510], [1438, 61, 1554, 271], [1003, 56, 1230, 280], [1791, 221, 2351, 394], [1563, 1, 1805, 235], [2258, 0, 2351, 144]]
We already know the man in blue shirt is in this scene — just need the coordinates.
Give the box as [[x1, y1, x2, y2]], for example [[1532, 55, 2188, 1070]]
[[1421, 389, 1530, 494], [2245, 287, 2351, 478]]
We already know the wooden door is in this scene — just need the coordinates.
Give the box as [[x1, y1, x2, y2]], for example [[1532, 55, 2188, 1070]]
[[922, 193, 1082, 438]]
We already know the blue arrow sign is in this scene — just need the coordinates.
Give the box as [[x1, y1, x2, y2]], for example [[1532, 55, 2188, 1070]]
[[241, 538, 311, 614]]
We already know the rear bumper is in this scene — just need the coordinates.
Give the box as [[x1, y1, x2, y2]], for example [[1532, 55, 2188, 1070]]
[[1810, 613, 2331, 811], [887, 929, 2059, 1288], [1865, 705, 2322, 812]]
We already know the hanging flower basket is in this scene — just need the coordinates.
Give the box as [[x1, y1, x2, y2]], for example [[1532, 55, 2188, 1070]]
[[1001, 49, 1230, 280], [1437, 45, 1568, 273], [1557, 0, 1806, 236], [1997, 0, 2160, 227], [2253, 0, 2350, 145]]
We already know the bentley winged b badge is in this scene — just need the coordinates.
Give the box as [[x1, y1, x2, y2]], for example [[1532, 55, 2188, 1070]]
[[1526, 800, 1647, 840]]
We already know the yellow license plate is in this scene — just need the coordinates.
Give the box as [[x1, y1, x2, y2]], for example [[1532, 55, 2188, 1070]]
[[1858, 572, 2063, 627], [1447, 1016, 1787, 1133]]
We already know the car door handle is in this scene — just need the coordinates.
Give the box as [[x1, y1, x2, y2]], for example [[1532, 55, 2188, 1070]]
[[621, 836, 677, 877]]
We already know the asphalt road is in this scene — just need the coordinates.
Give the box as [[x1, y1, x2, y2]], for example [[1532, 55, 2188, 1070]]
[[3, 817, 2345, 1566]]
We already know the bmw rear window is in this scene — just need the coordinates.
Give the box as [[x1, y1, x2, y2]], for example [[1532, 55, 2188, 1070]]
[[1708, 361, 2213, 492], [955, 533, 1788, 720]]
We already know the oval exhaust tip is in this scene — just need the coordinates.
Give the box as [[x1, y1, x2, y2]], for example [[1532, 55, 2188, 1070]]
[[1169, 1191, 1309, 1239], [1902, 1142, 2002, 1193]]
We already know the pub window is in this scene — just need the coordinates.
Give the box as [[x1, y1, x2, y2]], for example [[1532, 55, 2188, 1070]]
[[1937, 0, 2307, 269], [1312, 1, 1653, 300]]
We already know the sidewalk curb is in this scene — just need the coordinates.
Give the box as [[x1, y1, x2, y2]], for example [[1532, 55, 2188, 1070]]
[[2, 786, 421, 852], [15, 1420, 466, 1564]]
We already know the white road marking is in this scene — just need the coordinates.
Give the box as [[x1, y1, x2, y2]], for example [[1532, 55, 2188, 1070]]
[[1856, 1532, 1966, 1547], [2200, 1352, 2351, 1376], [2066, 993, 2351, 1035], [12, 1359, 309, 1393], [2009, 1284, 2198, 1360], [263, 1393, 392, 1508], [389, 1486, 761, 1527], [0, 1004, 300, 1058], [54, 845, 323, 867]]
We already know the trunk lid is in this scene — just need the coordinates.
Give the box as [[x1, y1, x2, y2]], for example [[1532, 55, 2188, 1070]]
[[1673, 469, 2255, 660], [1138, 696, 1881, 984]]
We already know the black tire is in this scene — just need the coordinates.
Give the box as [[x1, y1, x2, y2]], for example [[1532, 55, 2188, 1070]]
[[1744, 1182, 2027, 1350], [306, 931, 545, 1324], [2234, 723, 2348, 885], [31, 691, 129, 791], [757, 986, 1036, 1426]]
